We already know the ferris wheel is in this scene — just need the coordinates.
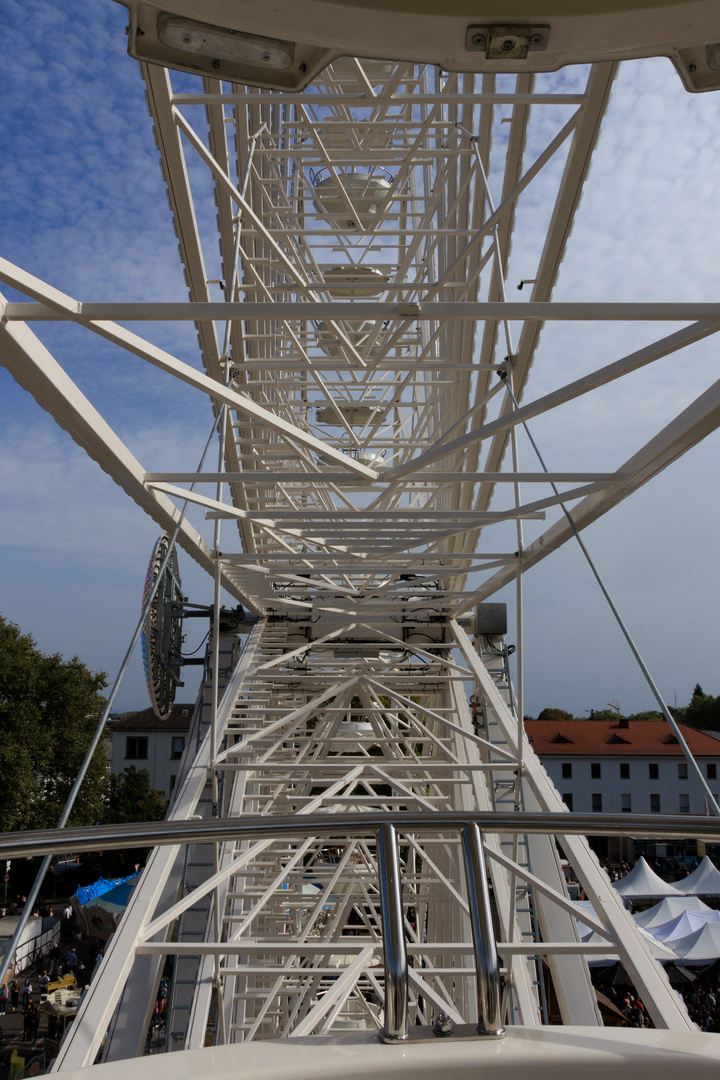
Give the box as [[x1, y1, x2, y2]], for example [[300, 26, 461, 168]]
[[1, 0, 720, 1075]]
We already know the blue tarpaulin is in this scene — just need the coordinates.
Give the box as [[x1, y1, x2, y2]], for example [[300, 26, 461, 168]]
[[74, 874, 136, 908]]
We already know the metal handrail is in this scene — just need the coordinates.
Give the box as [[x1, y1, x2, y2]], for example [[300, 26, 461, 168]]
[[9, 809, 711, 1041], [1, 811, 718, 860], [377, 823, 409, 1041], [6, 810, 711, 1041], [462, 824, 505, 1037]]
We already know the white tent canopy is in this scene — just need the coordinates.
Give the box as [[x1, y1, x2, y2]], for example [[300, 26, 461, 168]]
[[584, 927, 678, 966], [573, 901, 599, 941], [634, 896, 711, 929], [645, 909, 720, 943], [673, 856, 720, 896], [611, 857, 683, 899], [673, 923, 720, 963]]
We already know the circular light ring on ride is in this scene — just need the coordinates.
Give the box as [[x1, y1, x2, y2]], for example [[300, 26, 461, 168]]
[[141, 534, 183, 721]]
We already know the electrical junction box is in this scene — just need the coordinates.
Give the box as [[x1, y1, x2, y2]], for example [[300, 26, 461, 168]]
[[475, 603, 507, 636]]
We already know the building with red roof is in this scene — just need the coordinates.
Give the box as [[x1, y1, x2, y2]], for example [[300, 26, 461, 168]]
[[524, 718, 720, 817], [524, 717, 720, 863]]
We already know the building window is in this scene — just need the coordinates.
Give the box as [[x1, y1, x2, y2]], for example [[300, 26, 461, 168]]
[[621, 794, 632, 813], [125, 736, 148, 760], [620, 763, 630, 780], [708, 764, 717, 780], [679, 793, 690, 813], [563, 793, 573, 811], [562, 763, 572, 779], [591, 763, 601, 779], [592, 793, 602, 812], [650, 793, 661, 813], [678, 763, 688, 780], [649, 763, 659, 780], [171, 736, 185, 760]]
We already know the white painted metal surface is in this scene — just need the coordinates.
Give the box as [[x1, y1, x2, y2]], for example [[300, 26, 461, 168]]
[[2, 17, 720, 1074], [116, 0, 720, 92], [44, 1026, 720, 1080]]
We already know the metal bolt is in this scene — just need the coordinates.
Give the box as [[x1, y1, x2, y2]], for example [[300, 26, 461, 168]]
[[530, 33, 543, 45], [212, 59, 220, 69], [501, 38, 516, 51], [689, 63, 697, 73], [433, 1011, 455, 1037], [471, 33, 486, 46], [261, 53, 271, 62]]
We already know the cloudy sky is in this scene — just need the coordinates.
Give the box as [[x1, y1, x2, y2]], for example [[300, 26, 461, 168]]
[[1, 0, 719, 716]]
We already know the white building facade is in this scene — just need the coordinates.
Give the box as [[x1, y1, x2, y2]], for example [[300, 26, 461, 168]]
[[525, 718, 720, 817], [109, 703, 194, 798]]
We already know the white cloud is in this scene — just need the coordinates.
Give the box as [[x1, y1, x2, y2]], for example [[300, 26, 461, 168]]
[[1, 5, 719, 719]]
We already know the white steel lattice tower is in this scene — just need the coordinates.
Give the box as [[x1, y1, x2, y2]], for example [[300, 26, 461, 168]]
[[3, 26, 720, 1074]]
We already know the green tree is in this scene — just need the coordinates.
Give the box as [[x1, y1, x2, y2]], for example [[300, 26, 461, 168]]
[[683, 691, 720, 732], [0, 615, 108, 830], [536, 708, 574, 722], [102, 766, 167, 875], [105, 766, 166, 824], [585, 709, 623, 721]]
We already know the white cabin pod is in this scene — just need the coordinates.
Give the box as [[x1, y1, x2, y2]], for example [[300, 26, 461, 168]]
[[329, 719, 376, 753], [315, 403, 383, 427], [322, 265, 390, 298], [327, 57, 397, 85], [356, 449, 385, 467], [316, 319, 385, 359], [312, 171, 392, 229]]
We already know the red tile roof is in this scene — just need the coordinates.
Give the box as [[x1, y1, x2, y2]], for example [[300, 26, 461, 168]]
[[109, 704, 194, 731], [524, 719, 720, 757]]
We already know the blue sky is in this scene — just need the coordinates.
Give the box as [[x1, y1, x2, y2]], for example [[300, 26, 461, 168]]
[[1, 1, 719, 715]]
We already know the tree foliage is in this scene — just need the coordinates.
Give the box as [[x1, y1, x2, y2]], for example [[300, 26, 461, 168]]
[[0, 615, 108, 830], [105, 766, 166, 824], [536, 707, 575, 722], [533, 686, 720, 731], [680, 691, 720, 732]]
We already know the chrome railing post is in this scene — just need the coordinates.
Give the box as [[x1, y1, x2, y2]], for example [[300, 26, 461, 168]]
[[377, 823, 409, 1042], [461, 823, 505, 1037]]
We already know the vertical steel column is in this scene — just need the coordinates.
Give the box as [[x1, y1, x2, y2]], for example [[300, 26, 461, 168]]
[[377, 823, 409, 1042], [461, 823, 505, 1037]]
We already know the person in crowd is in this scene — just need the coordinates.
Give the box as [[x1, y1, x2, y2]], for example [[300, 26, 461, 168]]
[[10, 980, 19, 1012], [20, 980, 31, 1012], [27, 1002, 40, 1042], [22, 999, 34, 1040], [0, 984, 7, 1014]]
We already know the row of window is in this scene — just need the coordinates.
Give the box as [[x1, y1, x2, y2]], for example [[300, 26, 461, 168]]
[[125, 736, 185, 760], [560, 761, 716, 780], [562, 792, 715, 812]]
